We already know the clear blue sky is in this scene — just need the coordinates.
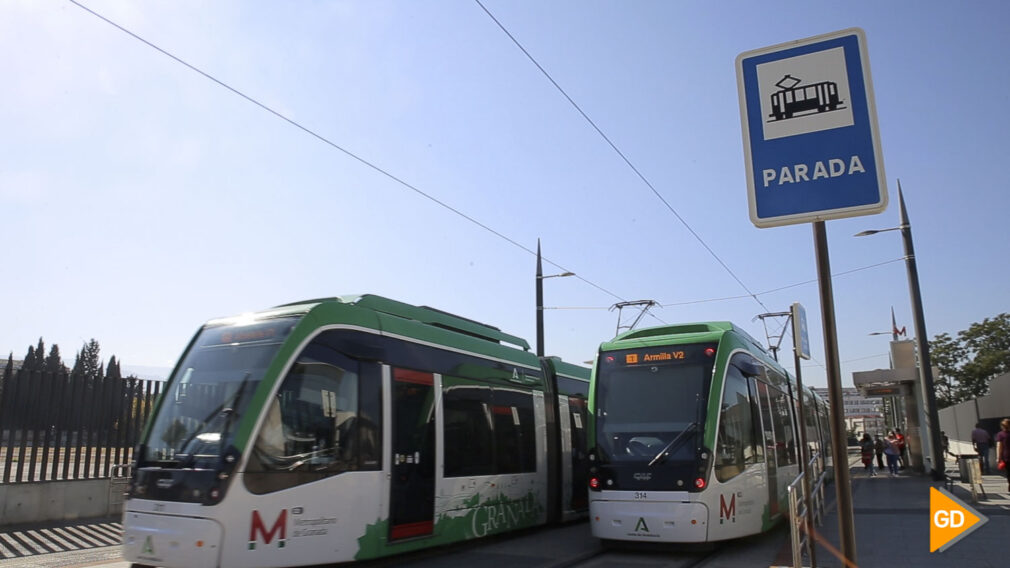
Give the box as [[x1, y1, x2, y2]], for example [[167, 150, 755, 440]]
[[2, 1, 1007, 388]]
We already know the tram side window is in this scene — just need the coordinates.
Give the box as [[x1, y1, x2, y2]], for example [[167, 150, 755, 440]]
[[442, 380, 537, 476], [716, 362, 759, 482], [768, 385, 797, 467], [443, 384, 495, 477], [493, 388, 536, 474], [245, 339, 379, 494], [748, 378, 765, 464], [803, 391, 821, 459], [818, 404, 832, 461]]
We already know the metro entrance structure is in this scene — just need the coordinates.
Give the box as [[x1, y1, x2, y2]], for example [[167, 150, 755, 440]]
[[853, 339, 932, 472]]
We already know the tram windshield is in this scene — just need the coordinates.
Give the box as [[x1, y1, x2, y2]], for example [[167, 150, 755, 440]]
[[141, 317, 299, 468], [594, 344, 716, 464]]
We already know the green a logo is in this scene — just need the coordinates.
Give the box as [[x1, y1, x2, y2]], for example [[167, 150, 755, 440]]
[[635, 517, 650, 532], [142, 535, 155, 555]]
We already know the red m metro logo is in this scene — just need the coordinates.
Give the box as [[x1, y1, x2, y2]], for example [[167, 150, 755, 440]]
[[719, 493, 736, 524], [249, 509, 287, 550]]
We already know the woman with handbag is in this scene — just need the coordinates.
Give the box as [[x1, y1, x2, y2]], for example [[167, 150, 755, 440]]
[[860, 433, 877, 477], [995, 418, 1010, 492]]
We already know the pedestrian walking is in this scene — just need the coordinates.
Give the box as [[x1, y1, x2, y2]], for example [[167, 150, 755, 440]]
[[894, 428, 907, 469], [995, 418, 1010, 492], [874, 435, 885, 469], [884, 431, 901, 477], [972, 422, 992, 474], [860, 433, 877, 477]]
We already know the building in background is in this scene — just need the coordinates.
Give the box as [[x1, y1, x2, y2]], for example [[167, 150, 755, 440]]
[[813, 387, 886, 436]]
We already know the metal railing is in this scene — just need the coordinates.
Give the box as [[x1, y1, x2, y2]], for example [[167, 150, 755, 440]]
[[0, 368, 161, 483], [787, 453, 827, 568]]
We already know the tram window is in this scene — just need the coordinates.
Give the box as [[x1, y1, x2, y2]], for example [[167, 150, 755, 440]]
[[768, 385, 797, 467], [443, 383, 494, 477], [715, 363, 758, 482], [443, 380, 536, 476], [803, 391, 821, 459], [493, 388, 536, 474], [245, 338, 377, 494], [747, 378, 764, 464]]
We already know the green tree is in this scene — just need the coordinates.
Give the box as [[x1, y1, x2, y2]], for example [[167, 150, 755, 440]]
[[929, 333, 963, 407], [930, 313, 1010, 407], [1, 353, 12, 407], [45, 344, 66, 374], [72, 339, 104, 383], [23, 344, 39, 371], [106, 356, 122, 381]]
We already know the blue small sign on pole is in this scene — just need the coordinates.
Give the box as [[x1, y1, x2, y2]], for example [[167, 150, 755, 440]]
[[737, 28, 887, 228], [791, 302, 811, 360]]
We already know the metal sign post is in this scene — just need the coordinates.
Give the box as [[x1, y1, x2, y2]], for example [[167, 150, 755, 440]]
[[812, 221, 857, 563], [737, 28, 888, 567]]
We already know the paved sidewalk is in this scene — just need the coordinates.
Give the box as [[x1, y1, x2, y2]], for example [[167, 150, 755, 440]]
[[803, 463, 1010, 568]]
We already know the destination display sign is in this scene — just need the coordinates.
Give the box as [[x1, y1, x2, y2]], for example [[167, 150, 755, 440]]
[[606, 344, 717, 367]]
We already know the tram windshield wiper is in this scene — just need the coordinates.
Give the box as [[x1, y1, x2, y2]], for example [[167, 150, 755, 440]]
[[175, 373, 252, 467], [647, 421, 698, 467]]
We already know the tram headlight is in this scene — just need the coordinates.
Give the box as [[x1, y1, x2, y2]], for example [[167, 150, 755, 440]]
[[206, 487, 222, 504]]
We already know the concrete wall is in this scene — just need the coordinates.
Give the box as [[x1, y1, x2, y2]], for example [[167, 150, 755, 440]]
[[939, 372, 1010, 453], [0, 477, 127, 526]]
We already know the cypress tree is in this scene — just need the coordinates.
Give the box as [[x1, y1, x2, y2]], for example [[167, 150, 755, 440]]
[[24, 345, 38, 371], [77, 339, 102, 383], [106, 356, 122, 381], [45, 344, 66, 374], [34, 337, 45, 370], [1, 352, 12, 409]]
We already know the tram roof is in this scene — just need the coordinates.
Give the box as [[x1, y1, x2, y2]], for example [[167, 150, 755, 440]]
[[601, 321, 764, 351], [272, 294, 532, 351]]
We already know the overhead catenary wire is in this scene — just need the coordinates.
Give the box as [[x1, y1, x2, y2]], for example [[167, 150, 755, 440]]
[[476, 0, 770, 313], [544, 256, 906, 310], [66, 0, 632, 306], [68, 1, 896, 344]]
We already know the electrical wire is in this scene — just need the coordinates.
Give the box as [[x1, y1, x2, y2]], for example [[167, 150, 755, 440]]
[[546, 257, 906, 310], [475, 0, 770, 313], [66, 0, 633, 306]]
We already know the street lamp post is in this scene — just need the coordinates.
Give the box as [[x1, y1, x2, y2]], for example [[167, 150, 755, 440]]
[[867, 328, 902, 433], [855, 182, 944, 480], [535, 240, 574, 357]]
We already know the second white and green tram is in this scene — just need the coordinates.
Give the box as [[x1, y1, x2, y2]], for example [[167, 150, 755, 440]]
[[122, 295, 590, 567], [587, 322, 831, 544]]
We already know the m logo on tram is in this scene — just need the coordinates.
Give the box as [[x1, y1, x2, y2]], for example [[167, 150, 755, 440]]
[[720, 493, 737, 524], [249, 509, 287, 550]]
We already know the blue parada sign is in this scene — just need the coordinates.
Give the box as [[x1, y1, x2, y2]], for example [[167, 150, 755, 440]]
[[737, 28, 887, 228]]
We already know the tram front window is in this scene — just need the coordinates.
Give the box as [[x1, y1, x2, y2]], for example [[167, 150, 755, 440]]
[[595, 345, 716, 464], [141, 317, 298, 469]]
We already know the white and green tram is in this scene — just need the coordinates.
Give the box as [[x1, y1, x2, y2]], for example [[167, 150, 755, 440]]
[[587, 322, 830, 544], [122, 295, 589, 567]]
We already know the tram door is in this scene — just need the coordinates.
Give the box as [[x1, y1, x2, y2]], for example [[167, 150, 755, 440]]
[[389, 368, 436, 540]]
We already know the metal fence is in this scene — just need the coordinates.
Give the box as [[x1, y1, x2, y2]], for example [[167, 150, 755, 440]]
[[0, 368, 162, 484]]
